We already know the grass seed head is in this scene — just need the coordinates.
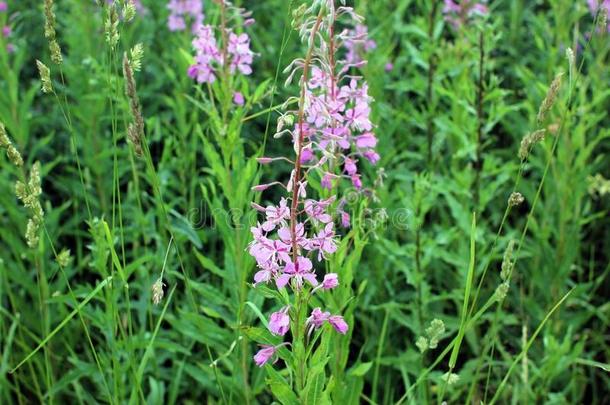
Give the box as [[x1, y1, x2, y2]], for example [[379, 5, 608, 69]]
[[36, 60, 53, 94], [537, 72, 564, 124]]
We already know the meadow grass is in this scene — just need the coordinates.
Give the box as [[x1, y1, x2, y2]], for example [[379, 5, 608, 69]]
[[0, 0, 608, 404]]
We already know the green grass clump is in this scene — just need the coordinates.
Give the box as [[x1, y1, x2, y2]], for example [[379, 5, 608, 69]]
[[0, 0, 608, 404]]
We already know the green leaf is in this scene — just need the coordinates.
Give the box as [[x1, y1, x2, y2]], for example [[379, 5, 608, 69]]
[[266, 365, 299, 405], [347, 362, 373, 377]]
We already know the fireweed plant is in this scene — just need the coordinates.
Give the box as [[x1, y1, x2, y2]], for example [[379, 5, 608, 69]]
[[0, 2, 13, 54], [248, 0, 380, 399], [1, 0, 608, 403]]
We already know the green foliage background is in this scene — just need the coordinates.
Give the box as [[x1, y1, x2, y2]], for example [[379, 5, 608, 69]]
[[0, 0, 608, 404]]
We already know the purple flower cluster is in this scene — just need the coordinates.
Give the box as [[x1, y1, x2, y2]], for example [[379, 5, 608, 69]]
[[344, 24, 377, 66], [443, 0, 489, 28], [0, 1, 13, 53], [167, 0, 204, 32], [187, 3, 254, 84], [250, 3, 378, 368], [588, 0, 610, 32], [292, 29, 379, 192]]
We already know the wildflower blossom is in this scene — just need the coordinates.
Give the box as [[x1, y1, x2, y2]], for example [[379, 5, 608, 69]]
[[443, 0, 489, 28], [268, 307, 290, 336], [227, 32, 254, 75], [321, 273, 339, 290], [306, 308, 348, 335], [188, 4, 255, 84], [276, 256, 318, 289], [253, 345, 277, 367], [233, 91, 245, 106], [249, 2, 378, 371], [344, 24, 376, 66], [328, 315, 349, 334], [167, 0, 204, 32], [1, 2, 13, 53]]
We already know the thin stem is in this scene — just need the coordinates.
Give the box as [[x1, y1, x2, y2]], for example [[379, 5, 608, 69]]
[[426, 0, 439, 167], [473, 30, 485, 208], [289, 8, 325, 395]]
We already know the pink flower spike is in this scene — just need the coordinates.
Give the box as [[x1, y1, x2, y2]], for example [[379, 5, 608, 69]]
[[322, 273, 339, 290], [253, 345, 276, 367], [0, 2, 8, 12], [2, 26, 11, 38], [268, 307, 290, 336], [385, 62, 394, 72], [233, 92, 245, 106], [329, 315, 349, 334], [244, 18, 255, 26]]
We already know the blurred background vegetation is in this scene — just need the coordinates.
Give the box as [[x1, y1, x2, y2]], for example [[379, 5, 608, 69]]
[[0, 0, 608, 403]]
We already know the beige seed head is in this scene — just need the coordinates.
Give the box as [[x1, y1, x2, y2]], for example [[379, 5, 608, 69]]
[[43, 0, 57, 39], [29, 162, 43, 198], [151, 278, 165, 305], [508, 192, 525, 208], [123, 53, 146, 157], [494, 282, 510, 302], [415, 336, 428, 353], [25, 217, 41, 249], [36, 60, 53, 94], [518, 129, 546, 160], [600, 6, 608, 32], [0, 123, 24, 167], [7, 146, 24, 167], [441, 372, 460, 385], [0, 122, 9, 148], [56, 249, 72, 268], [49, 40, 63, 65], [123, 0, 137, 22], [537, 72, 564, 124], [500, 240, 515, 281], [130, 43, 144, 72], [105, 6, 120, 49]]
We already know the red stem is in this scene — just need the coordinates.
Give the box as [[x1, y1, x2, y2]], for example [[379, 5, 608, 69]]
[[289, 13, 325, 267]]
